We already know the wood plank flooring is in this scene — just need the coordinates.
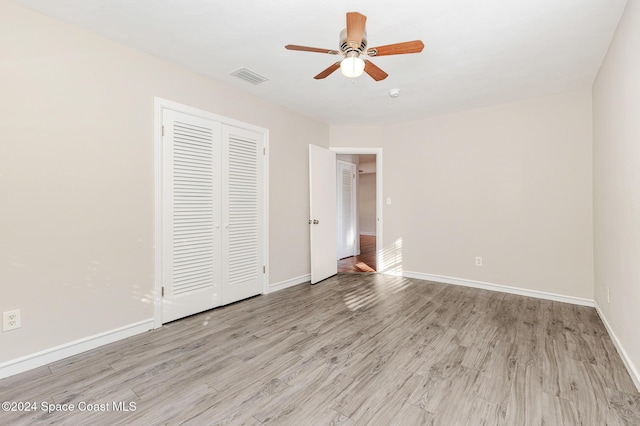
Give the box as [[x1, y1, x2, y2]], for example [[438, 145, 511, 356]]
[[338, 235, 376, 273], [1, 274, 639, 425]]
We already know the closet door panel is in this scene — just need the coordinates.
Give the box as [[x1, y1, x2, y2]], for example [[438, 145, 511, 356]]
[[337, 160, 357, 259], [221, 124, 264, 304], [162, 110, 221, 323]]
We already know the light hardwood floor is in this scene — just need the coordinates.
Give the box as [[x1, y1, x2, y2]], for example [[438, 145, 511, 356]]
[[1, 274, 639, 425]]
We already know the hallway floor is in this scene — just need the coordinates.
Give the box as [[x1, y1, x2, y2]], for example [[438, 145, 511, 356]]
[[338, 234, 376, 273]]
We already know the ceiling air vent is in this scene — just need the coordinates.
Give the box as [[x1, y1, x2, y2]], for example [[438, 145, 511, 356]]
[[229, 67, 269, 85]]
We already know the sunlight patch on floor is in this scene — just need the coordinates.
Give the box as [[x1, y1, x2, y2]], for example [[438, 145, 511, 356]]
[[344, 286, 379, 311], [387, 277, 412, 293], [355, 262, 375, 272]]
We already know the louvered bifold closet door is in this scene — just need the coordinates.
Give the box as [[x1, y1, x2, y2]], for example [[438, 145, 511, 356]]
[[221, 125, 264, 304], [337, 161, 356, 260], [162, 110, 221, 323]]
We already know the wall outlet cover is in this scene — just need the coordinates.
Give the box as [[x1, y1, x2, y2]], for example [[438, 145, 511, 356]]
[[3, 309, 21, 331]]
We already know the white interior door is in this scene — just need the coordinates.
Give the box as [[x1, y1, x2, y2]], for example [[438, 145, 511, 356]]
[[162, 109, 221, 323], [309, 144, 337, 284], [221, 124, 264, 304], [337, 160, 357, 260]]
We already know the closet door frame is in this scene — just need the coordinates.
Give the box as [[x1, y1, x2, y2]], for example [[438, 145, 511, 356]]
[[153, 97, 270, 328]]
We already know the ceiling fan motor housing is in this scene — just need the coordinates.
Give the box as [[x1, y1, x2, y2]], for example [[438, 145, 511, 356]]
[[339, 29, 367, 55]]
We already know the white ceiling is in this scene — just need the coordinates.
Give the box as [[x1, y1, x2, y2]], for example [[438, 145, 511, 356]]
[[13, 0, 627, 125]]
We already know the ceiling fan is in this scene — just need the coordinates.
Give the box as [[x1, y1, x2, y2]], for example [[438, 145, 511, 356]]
[[285, 12, 424, 81]]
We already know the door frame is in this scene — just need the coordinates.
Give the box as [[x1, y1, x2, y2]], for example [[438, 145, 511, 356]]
[[330, 147, 383, 272], [153, 97, 270, 328]]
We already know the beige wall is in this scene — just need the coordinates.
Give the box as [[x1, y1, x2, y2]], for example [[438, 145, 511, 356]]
[[358, 173, 377, 235], [0, 1, 327, 363], [593, 0, 640, 383], [331, 89, 594, 298]]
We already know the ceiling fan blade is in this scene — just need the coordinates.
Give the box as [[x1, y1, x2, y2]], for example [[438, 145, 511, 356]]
[[367, 40, 424, 57], [364, 60, 388, 81], [346, 12, 367, 48], [314, 62, 341, 79], [285, 45, 339, 55]]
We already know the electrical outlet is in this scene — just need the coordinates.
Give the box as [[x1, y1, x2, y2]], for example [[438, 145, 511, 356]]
[[3, 309, 21, 332], [475, 256, 483, 267]]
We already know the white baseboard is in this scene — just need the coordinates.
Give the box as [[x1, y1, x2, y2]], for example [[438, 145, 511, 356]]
[[0, 319, 154, 380], [360, 232, 376, 236], [402, 271, 594, 307], [594, 303, 640, 391], [269, 274, 311, 293]]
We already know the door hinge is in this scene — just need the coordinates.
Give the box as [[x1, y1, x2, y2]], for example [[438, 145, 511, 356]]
[[263, 147, 266, 155], [162, 125, 165, 136], [263, 265, 266, 273], [162, 286, 165, 297]]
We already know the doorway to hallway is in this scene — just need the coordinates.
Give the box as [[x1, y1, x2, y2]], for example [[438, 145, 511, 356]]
[[334, 150, 380, 274], [308, 146, 382, 281]]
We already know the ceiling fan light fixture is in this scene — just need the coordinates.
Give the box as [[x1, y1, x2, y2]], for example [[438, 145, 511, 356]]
[[340, 56, 365, 78], [285, 11, 423, 81]]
